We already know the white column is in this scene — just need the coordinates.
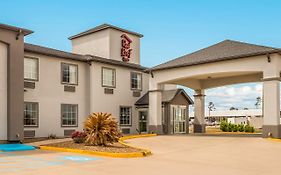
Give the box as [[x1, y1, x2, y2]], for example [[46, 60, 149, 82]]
[[263, 79, 281, 138], [148, 90, 162, 134], [193, 89, 206, 133]]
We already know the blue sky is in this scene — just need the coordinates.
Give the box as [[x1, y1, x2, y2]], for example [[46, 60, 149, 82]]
[[1, 0, 280, 110]]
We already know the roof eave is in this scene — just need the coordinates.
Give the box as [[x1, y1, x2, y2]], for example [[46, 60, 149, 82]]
[[0, 24, 33, 36], [150, 50, 281, 72]]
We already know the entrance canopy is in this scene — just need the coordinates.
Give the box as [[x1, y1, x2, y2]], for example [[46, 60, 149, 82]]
[[147, 40, 281, 138]]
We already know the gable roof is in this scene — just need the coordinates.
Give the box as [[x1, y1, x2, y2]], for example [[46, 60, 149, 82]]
[[68, 23, 143, 40], [149, 40, 281, 71], [135, 89, 193, 106]]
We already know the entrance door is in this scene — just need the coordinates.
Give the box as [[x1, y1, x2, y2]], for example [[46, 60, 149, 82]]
[[139, 110, 148, 133], [172, 106, 186, 134]]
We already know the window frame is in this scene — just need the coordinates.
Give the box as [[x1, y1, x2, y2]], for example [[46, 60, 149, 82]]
[[24, 102, 39, 128], [24, 56, 39, 81], [131, 72, 142, 91], [61, 104, 78, 127], [119, 106, 132, 126], [61, 63, 78, 85], [101, 67, 116, 88]]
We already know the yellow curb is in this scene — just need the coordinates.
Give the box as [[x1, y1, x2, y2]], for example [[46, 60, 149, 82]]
[[267, 138, 281, 142], [39, 134, 157, 158]]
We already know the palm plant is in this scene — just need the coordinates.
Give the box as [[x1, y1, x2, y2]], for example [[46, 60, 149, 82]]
[[84, 112, 122, 146]]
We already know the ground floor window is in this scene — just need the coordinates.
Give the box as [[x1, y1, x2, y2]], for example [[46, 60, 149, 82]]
[[120, 107, 131, 126], [24, 102, 39, 127], [61, 104, 78, 127]]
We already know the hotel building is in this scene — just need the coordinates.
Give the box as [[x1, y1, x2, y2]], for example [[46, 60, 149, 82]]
[[0, 23, 192, 142]]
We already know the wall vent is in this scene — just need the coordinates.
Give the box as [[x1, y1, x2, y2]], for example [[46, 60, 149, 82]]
[[24, 130, 35, 138], [64, 86, 76, 92], [24, 81, 35, 89]]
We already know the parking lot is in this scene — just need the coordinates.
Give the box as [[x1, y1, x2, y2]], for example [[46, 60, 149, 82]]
[[1, 135, 281, 175]]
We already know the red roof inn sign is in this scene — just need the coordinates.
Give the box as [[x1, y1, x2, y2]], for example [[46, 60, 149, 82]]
[[121, 34, 132, 62]]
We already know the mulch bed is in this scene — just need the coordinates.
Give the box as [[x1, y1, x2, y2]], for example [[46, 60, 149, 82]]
[[43, 141, 142, 153], [23, 137, 61, 144]]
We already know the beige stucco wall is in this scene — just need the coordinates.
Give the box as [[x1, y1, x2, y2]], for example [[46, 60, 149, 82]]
[[89, 62, 149, 134], [71, 28, 140, 64], [0, 42, 7, 140], [23, 52, 90, 138], [109, 29, 140, 64], [71, 29, 110, 58]]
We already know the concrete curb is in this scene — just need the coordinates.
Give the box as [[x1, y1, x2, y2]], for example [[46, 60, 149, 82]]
[[39, 134, 157, 158]]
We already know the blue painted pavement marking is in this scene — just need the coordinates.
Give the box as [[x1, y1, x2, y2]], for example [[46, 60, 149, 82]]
[[61, 155, 100, 162], [0, 153, 101, 173]]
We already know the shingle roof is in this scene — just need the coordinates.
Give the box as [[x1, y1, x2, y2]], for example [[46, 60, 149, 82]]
[[135, 89, 193, 105], [24, 43, 147, 71], [69, 23, 143, 40], [0, 23, 33, 36], [149, 40, 281, 71], [24, 43, 88, 62]]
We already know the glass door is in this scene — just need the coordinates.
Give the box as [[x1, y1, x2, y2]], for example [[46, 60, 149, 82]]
[[139, 110, 148, 133], [172, 106, 186, 134]]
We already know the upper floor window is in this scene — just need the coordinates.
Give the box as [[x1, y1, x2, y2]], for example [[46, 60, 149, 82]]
[[24, 102, 39, 127], [131, 72, 142, 90], [24, 57, 38, 81], [61, 104, 78, 127], [102, 67, 116, 87], [62, 63, 78, 85]]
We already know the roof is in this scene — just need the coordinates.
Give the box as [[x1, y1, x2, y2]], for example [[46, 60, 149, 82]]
[[149, 40, 281, 71], [87, 55, 147, 71], [135, 89, 193, 106], [69, 23, 143, 40], [0, 23, 33, 36], [24, 43, 88, 62], [24, 43, 147, 71]]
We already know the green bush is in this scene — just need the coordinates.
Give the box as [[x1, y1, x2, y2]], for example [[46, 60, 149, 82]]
[[227, 123, 233, 132], [220, 120, 228, 132], [238, 124, 244, 132], [244, 125, 255, 133], [220, 122, 255, 133], [232, 125, 238, 132]]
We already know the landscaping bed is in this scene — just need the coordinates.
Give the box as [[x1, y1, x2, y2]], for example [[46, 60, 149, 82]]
[[42, 141, 143, 153]]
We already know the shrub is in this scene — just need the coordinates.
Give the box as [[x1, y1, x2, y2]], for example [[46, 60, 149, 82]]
[[220, 120, 228, 132], [71, 131, 87, 143], [232, 124, 238, 132], [238, 124, 244, 132], [227, 123, 234, 132], [244, 125, 255, 133], [84, 112, 122, 146]]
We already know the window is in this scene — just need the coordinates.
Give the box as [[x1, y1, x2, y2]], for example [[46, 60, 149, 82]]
[[24, 102, 39, 127], [102, 67, 115, 87], [62, 63, 78, 85], [61, 104, 78, 127], [120, 107, 131, 126], [131, 72, 142, 90], [24, 57, 38, 81]]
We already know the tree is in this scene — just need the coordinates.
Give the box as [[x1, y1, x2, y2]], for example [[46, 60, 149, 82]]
[[208, 102, 215, 122], [229, 107, 238, 110], [255, 97, 261, 109]]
